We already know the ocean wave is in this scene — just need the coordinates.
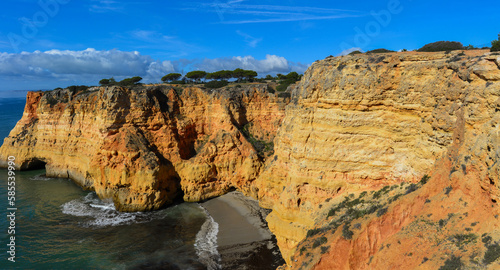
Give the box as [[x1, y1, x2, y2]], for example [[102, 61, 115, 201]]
[[195, 205, 222, 270], [30, 174, 56, 181], [61, 193, 144, 227]]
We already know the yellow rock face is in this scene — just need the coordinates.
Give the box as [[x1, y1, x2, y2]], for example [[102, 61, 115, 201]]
[[0, 85, 287, 211], [257, 50, 500, 265], [3, 50, 500, 268]]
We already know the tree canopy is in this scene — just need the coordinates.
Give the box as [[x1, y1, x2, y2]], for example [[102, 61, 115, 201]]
[[118, 76, 143, 86], [285, 71, 300, 81], [186, 71, 207, 83], [232, 68, 246, 82], [492, 33, 500, 52], [99, 78, 116, 86], [162, 73, 182, 82], [244, 70, 258, 81], [276, 71, 302, 92], [98, 76, 142, 86], [159, 68, 304, 86]]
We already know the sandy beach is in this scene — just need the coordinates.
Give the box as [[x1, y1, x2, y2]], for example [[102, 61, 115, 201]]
[[201, 192, 284, 269]]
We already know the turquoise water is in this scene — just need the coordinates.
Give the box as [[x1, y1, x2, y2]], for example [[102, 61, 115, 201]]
[[0, 92, 283, 269], [0, 93, 208, 269], [0, 170, 207, 269]]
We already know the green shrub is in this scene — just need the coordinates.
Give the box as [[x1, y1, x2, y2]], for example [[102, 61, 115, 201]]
[[491, 33, 500, 52], [376, 207, 388, 217], [482, 235, 492, 244], [348, 50, 363, 55], [405, 183, 419, 194], [388, 194, 402, 203], [306, 228, 322, 237], [373, 185, 391, 199], [276, 78, 295, 92], [417, 41, 464, 52], [452, 233, 477, 248], [439, 219, 447, 227], [277, 92, 291, 99], [420, 174, 430, 185], [320, 246, 330, 254], [439, 255, 463, 270], [312, 236, 328, 248], [366, 48, 395, 54], [46, 96, 58, 106], [342, 224, 354, 239], [171, 80, 186, 84], [204, 80, 228, 89], [67, 85, 89, 93], [484, 243, 500, 265]]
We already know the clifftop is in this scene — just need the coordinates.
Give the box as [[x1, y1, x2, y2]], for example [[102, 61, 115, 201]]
[[257, 50, 500, 269], [0, 83, 289, 211]]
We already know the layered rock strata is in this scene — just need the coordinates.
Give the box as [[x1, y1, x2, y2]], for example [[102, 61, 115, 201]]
[[2, 50, 500, 269], [256, 50, 500, 268], [0, 84, 287, 211]]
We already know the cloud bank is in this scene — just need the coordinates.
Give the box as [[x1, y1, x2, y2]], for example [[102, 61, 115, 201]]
[[0, 48, 309, 90]]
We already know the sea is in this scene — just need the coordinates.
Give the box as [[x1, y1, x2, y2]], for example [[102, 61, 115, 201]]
[[0, 91, 282, 269]]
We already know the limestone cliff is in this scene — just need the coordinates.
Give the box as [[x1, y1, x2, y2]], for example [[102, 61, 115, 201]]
[[256, 50, 500, 269], [0, 84, 287, 211], [3, 49, 500, 269]]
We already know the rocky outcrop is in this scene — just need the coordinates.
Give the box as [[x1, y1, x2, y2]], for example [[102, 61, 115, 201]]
[[3, 50, 500, 269], [257, 50, 500, 268], [0, 84, 287, 211]]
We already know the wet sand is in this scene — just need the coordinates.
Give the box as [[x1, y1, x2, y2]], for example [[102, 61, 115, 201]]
[[201, 192, 284, 269]]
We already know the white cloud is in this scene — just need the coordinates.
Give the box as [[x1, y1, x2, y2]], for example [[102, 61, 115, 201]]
[[190, 1, 362, 24], [0, 49, 309, 90], [338, 47, 363, 56], [89, 0, 122, 13], [0, 48, 175, 83], [196, 54, 292, 73], [236, 30, 262, 48]]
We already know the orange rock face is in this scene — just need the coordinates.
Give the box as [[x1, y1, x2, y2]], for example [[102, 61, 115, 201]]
[[262, 50, 500, 269], [0, 84, 287, 211], [3, 50, 500, 269]]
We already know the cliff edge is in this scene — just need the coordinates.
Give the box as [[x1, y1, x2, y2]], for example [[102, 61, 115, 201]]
[[0, 84, 287, 211], [2, 50, 500, 269], [258, 50, 500, 269]]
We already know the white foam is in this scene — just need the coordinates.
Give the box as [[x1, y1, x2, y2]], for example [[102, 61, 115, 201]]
[[30, 174, 55, 181], [61, 193, 146, 227], [195, 205, 221, 270]]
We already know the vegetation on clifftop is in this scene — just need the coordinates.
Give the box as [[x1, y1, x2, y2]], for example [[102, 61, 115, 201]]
[[417, 41, 464, 52], [492, 33, 500, 52], [99, 76, 143, 86]]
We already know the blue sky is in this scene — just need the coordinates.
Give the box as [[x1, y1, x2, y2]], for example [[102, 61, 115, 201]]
[[0, 0, 499, 90]]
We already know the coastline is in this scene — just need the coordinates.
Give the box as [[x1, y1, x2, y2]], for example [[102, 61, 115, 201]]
[[201, 192, 284, 269]]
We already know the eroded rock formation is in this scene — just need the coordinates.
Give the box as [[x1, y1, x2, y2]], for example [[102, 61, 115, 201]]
[[2, 50, 500, 269], [0, 84, 287, 211], [259, 50, 500, 269]]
